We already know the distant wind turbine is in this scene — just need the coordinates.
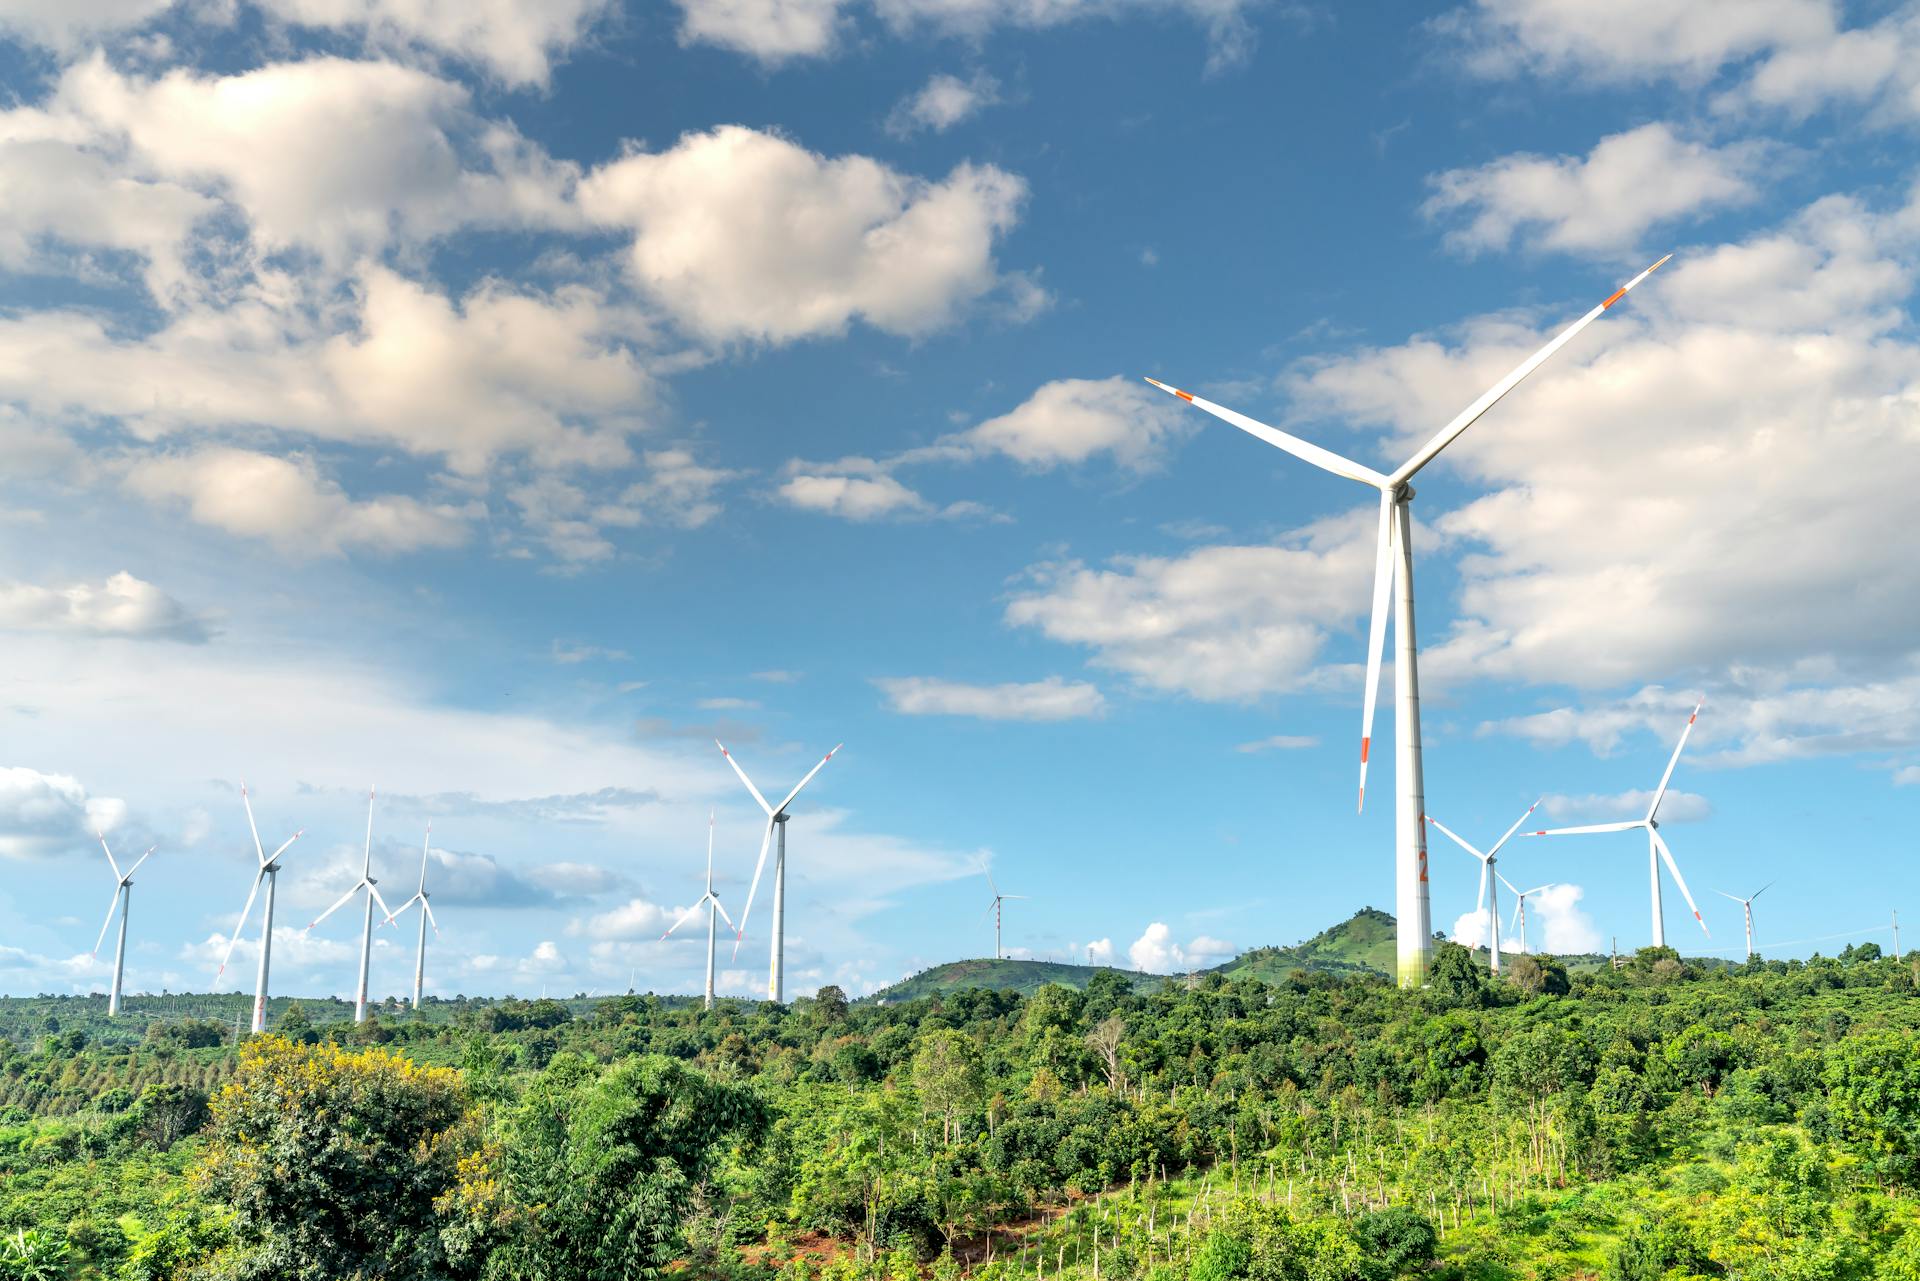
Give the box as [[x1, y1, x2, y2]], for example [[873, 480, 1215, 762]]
[[1148, 255, 1671, 986], [90, 831, 157, 1017], [718, 740, 841, 1003], [1426, 801, 1538, 975], [661, 810, 735, 1010], [384, 823, 441, 1011], [982, 871, 1027, 961], [306, 787, 396, 1024], [1502, 877, 1557, 956], [1713, 881, 1773, 960], [1529, 701, 1711, 949], [215, 786, 303, 1034]]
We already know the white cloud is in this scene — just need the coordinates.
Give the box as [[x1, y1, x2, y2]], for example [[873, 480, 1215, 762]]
[[1234, 734, 1319, 753], [1085, 937, 1117, 966], [0, 0, 174, 52], [1124, 922, 1233, 973], [0, 767, 127, 859], [1424, 124, 1763, 257], [778, 471, 940, 521], [961, 377, 1191, 472], [596, 450, 739, 532], [0, 572, 209, 642], [187, 925, 354, 986], [126, 447, 471, 555], [673, 0, 846, 61], [1524, 883, 1602, 953], [579, 126, 1027, 344], [887, 72, 1000, 137], [874, 676, 1106, 721], [1540, 789, 1711, 824], [572, 895, 685, 940], [257, 0, 617, 86]]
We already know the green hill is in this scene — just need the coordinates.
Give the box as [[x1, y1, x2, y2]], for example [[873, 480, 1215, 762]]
[[1207, 906, 1399, 982], [867, 957, 1162, 1003]]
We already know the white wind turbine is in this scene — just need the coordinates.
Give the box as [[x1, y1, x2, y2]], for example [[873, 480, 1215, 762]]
[[305, 787, 396, 1024], [1714, 881, 1773, 960], [982, 871, 1027, 961], [1148, 255, 1671, 986], [1528, 701, 1711, 950], [661, 810, 735, 1010], [383, 823, 440, 1012], [90, 832, 157, 1017], [1426, 801, 1538, 975], [1503, 877, 1558, 956], [719, 740, 841, 1003], [215, 786, 303, 1034]]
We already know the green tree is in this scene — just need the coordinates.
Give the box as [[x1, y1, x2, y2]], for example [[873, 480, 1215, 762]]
[[912, 1030, 985, 1144]]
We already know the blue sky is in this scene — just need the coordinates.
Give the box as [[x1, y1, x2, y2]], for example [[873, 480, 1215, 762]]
[[3, 0, 1919, 1002]]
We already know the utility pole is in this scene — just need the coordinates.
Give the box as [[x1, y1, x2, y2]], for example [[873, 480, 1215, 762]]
[[1894, 910, 1902, 962]]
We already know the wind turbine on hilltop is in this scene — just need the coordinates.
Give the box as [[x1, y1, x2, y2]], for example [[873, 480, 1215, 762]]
[[662, 810, 735, 1009], [1148, 254, 1672, 986], [1528, 701, 1711, 950], [982, 871, 1027, 961], [1503, 877, 1557, 955], [305, 787, 396, 1024], [90, 831, 157, 1016], [1426, 800, 1538, 975], [384, 822, 441, 1011], [1714, 881, 1772, 961], [719, 740, 841, 1003], [215, 786, 303, 1034]]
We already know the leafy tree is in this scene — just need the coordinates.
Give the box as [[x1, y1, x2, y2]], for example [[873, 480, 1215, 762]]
[[1822, 1031, 1920, 1186], [912, 1031, 984, 1144], [133, 1082, 208, 1150]]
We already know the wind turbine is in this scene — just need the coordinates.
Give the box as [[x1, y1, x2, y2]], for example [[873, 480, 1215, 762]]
[[90, 832, 156, 1016], [1529, 701, 1711, 949], [1713, 881, 1772, 960], [719, 740, 840, 1003], [383, 822, 440, 1011], [215, 786, 303, 1034], [1426, 800, 1538, 975], [1147, 255, 1671, 986], [305, 787, 396, 1024], [1502, 877, 1557, 955], [661, 810, 735, 1009], [982, 871, 1027, 961]]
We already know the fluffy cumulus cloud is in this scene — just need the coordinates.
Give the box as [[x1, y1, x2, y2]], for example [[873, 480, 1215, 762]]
[[1453, 884, 1598, 954], [777, 470, 949, 522], [874, 676, 1106, 721], [0, 572, 209, 642], [0, 767, 128, 859], [290, 841, 624, 912], [578, 126, 1027, 344], [572, 895, 687, 940], [1124, 922, 1236, 973], [1424, 124, 1763, 257], [887, 72, 1000, 136]]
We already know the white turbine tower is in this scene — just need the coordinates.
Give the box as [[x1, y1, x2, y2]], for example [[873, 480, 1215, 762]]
[[982, 871, 1027, 960], [1529, 701, 1711, 950], [1426, 800, 1538, 975], [305, 787, 396, 1024], [215, 786, 303, 1034], [1503, 878, 1557, 955], [719, 740, 841, 1003], [661, 810, 735, 1009], [1713, 881, 1772, 960], [384, 823, 440, 1011], [1148, 255, 1671, 986], [90, 832, 157, 1016]]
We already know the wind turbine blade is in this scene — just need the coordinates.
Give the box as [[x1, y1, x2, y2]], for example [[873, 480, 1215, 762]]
[[1494, 869, 1523, 898], [706, 809, 716, 889], [241, 784, 266, 865], [306, 883, 362, 932], [1650, 828, 1710, 938], [124, 845, 158, 879], [660, 899, 705, 941], [1488, 799, 1543, 857], [384, 896, 417, 926], [269, 831, 303, 863], [986, 869, 999, 897], [1143, 379, 1388, 488], [1749, 880, 1775, 902], [980, 899, 999, 924], [368, 884, 397, 925], [362, 786, 376, 876], [97, 832, 122, 881], [1509, 898, 1524, 933], [1003, 894, 1029, 900], [92, 886, 122, 957], [717, 741, 776, 816], [422, 900, 439, 936], [217, 870, 266, 977], [1476, 859, 1489, 919], [774, 743, 842, 815], [712, 896, 736, 931], [1389, 254, 1672, 486], [1424, 815, 1487, 863], [418, 824, 431, 893], [1518, 883, 1556, 898], [1358, 493, 1395, 813], [733, 818, 775, 957], [1528, 821, 1640, 837], [1648, 701, 1703, 821], [1711, 889, 1746, 904]]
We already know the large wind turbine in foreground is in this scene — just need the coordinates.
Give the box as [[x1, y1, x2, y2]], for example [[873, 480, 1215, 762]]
[[1714, 881, 1772, 960], [306, 787, 396, 1023], [662, 811, 735, 1009], [1529, 701, 1710, 949], [1426, 800, 1538, 975], [90, 832, 157, 1016], [982, 871, 1027, 961], [215, 786, 303, 1034], [384, 823, 440, 1011], [719, 740, 841, 1003], [1148, 255, 1671, 985]]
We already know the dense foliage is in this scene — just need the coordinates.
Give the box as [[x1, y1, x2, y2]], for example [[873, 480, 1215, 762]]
[[5, 941, 1920, 1279]]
